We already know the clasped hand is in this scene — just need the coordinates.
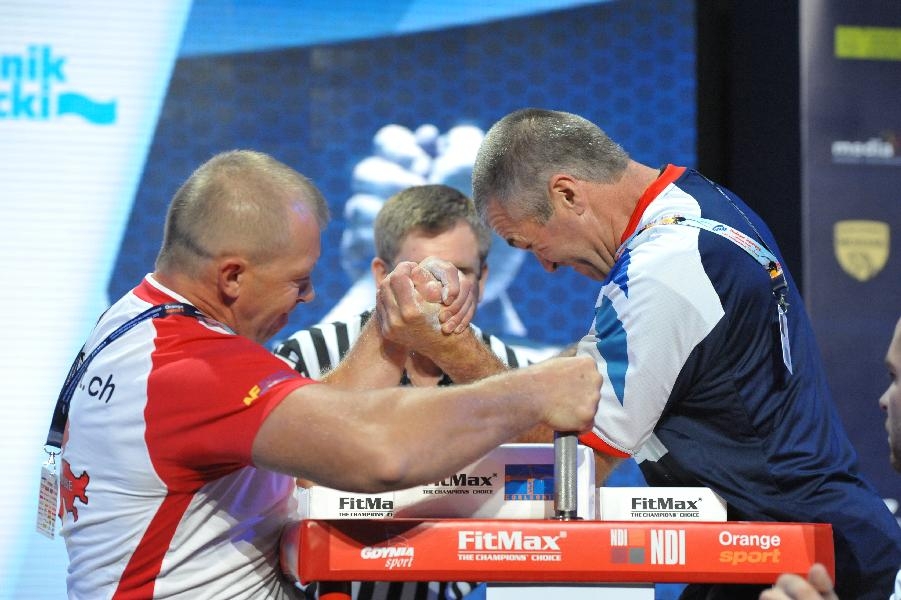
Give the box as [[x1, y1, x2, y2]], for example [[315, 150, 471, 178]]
[[374, 257, 476, 349]]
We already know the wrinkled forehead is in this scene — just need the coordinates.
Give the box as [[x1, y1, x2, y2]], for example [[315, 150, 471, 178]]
[[484, 199, 515, 230]]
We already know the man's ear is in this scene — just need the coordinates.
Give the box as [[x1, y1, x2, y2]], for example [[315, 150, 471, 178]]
[[371, 256, 391, 284], [548, 174, 585, 215], [218, 258, 246, 302]]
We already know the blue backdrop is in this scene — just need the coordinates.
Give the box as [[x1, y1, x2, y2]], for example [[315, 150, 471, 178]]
[[110, 0, 696, 350]]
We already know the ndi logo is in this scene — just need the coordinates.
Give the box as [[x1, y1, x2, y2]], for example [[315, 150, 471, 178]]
[[610, 527, 686, 565], [0, 44, 116, 124]]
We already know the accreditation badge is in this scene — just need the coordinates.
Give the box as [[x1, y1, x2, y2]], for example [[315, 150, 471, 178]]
[[36, 453, 59, 539]]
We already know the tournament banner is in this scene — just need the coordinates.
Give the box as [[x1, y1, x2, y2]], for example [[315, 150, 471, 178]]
[[283, 519, 834, 585], [801, 2, 901, 500]]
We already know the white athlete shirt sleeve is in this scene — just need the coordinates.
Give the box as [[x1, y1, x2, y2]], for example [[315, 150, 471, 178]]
[[579, 197, 725, 456]]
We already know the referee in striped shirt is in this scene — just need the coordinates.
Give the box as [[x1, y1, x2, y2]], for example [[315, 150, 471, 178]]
[[274, 184, 537, 600]]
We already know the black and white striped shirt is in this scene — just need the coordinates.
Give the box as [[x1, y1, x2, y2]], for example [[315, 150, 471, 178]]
[[274, 311, 532, 382], [272, 311, 533, 600]]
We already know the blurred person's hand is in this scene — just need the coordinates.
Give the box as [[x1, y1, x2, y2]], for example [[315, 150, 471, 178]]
[[759, 564, 838, 600]]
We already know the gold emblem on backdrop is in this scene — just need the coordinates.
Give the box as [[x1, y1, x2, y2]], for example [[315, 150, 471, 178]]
[[833, 219, 890, 281]]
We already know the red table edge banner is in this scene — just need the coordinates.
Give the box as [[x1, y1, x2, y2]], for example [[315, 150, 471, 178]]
[[281, 518, 834, 586]]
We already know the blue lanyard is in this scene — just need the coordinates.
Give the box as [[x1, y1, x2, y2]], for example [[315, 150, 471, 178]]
[[44, 302, 205, 453], [615, 213, 793, 374], [616, 214, 789, 309]]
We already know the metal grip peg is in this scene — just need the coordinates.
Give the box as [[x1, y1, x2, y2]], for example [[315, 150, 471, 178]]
[[553, 431, 579, 520]]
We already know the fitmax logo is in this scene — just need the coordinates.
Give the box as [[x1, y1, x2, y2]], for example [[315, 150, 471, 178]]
[[339, 497, 394, 510], [631, 497, 700, 510], [430, 473, 497, 487], [458, 530, 562, 551], [0, 45, 116, 124]]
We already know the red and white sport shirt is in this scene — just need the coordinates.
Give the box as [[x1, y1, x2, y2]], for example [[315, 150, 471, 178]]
[[60, 275, 313, 599]]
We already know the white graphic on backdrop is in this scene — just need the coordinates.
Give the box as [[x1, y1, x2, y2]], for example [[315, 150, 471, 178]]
[[323, 122, 529, 337], [0, 3, 190, 599], [0, 45, 117, 124]]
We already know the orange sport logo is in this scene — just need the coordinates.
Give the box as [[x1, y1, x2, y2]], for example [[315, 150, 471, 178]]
[[717, 530, 782, 565]]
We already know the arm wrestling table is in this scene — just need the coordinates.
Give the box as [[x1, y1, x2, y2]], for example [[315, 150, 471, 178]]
[[280, 434, 834, 599]]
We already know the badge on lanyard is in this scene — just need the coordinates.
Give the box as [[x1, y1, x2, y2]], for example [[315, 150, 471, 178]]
[[36, 452, 59, 539], [778, 302, 793, 374]]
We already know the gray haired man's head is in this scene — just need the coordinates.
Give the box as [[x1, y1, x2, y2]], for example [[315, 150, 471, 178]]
[[472, 108, 629, 223]]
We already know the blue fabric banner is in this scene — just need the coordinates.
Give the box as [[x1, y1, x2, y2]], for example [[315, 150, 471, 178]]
[[801, 1, 901, 500]]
